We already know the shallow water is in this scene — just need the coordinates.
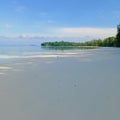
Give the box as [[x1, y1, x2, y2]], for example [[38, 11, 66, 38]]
[[0, 47, 120, 120]]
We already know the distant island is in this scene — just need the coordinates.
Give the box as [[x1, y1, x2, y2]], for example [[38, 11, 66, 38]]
[[41, 41, 99, 49], [41, 24, 120, 49]]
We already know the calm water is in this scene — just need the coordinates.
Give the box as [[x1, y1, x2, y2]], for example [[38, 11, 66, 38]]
[[0, 47, 120, 120], [0, 45, 57, 64]]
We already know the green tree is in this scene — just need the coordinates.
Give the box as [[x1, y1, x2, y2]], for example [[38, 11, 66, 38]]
[[115, 24, 120, 47], [103, 37, 115, 47]]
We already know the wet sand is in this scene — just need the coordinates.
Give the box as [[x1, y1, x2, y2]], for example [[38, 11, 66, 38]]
[[0, 51, 120, 120]]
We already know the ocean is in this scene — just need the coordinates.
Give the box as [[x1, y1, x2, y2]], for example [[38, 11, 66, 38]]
[[0, 44, 53, 64], [0, 44, 99, 64]]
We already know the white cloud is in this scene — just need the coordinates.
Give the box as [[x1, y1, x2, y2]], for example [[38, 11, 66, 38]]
[[19, 34, 30, 38], [18, 33, 46, 38], [39, 12, 48, 16], [4, 24, 13, 29], [17, 27, 116, 41], [16, 6, 26, 13], [0, 26, 117, 42], [47, 20, 54, 24], [55, 27, 117, 39]]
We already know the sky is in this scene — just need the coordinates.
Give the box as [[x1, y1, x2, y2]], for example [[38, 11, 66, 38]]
[[0, 0, 120, 43]]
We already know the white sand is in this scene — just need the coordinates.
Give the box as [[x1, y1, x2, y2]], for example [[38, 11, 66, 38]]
[[0, 66, 12, 70]]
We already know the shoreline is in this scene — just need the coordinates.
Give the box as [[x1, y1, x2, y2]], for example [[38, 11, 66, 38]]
[[0, 50, 92, 76]]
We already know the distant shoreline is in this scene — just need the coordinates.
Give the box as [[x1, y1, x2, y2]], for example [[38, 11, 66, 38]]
[[41, 41, 99, 50], [41, 46, 99, 50]]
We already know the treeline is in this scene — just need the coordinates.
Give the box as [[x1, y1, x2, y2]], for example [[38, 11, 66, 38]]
[[83, 36, 116, 47], [41, 41, 85, 47], [41, 36, 116, 47], [41, 24, 120, 47], [85, 24, 120, 47]]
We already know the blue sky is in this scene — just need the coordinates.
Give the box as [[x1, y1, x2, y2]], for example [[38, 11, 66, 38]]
[[0, 0, 120, 42]]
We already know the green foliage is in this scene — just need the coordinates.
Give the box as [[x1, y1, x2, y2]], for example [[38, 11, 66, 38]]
[[41, 41, 98, 49], [115, 24, 120, 47], [41, 36, 116, 48], [103, 37, 116, 47], [84, 39, 103, 46], [41, 41, 81, 47]]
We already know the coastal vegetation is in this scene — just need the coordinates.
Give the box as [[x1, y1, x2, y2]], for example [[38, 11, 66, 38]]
[[41, 36, 116, 49], [115, 24, 120, 47], [41, 41, 99, 50], [41, 24, 120, 48]]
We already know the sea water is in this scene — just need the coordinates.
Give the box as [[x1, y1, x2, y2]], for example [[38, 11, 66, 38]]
[[0, 44, 55, 64], [0, 44, 99, 64]]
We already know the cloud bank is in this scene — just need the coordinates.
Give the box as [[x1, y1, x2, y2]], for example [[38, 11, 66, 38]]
[[55, 27, 117, 39], [4, 24, 13, 29], [0, 27, 117, 42]]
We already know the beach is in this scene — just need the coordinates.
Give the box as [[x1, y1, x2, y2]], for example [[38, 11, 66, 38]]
[[0, 48, 120, 120]]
